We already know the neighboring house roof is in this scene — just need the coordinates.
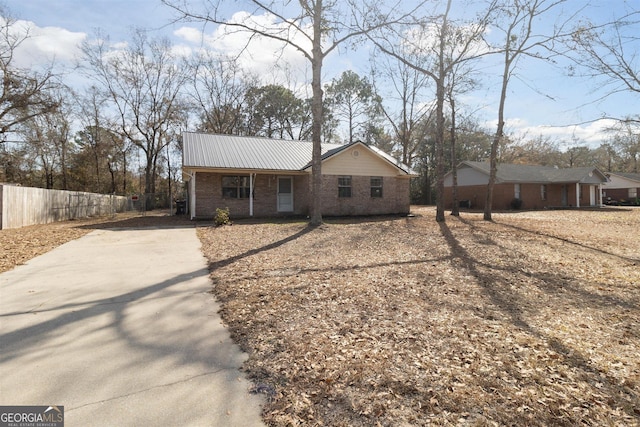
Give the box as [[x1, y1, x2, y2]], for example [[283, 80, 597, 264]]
[[182, 132, 415, 175], [607, 172, 640, 183], [455, 161, 608, 184], [603, 172, 640, 189]]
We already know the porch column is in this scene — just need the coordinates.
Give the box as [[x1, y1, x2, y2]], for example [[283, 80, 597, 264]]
[[249, 173, 256, 217], [575, 183, 580, 208], [598, 183, 603, 207]]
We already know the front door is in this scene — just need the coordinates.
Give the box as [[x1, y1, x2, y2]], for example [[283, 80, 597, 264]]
[[277, 177, 293, 212], [561, 185, 568, 207]]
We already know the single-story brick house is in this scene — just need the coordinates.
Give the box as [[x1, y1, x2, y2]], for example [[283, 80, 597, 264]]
[[181, 132, 416, 219], [444, 161, 608, 210], [603, 172, 640, 204]]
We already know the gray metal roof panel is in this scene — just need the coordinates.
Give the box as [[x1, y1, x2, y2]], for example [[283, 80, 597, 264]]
[[183, 132, 343, 170]]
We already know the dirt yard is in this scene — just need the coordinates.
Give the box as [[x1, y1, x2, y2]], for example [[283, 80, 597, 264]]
[[2, 207, 638, 426], [197, 207, 640, 426]]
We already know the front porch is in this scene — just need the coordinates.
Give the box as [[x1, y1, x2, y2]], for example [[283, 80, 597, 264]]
[[187, 171, 310, 219]]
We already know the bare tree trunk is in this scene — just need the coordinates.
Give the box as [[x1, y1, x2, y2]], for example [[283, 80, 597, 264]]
[[484, 44, 510, 221], [309, 0, 324, 226], [434, 0, 452, 223], [450, 96, 459, 216], [122, 148, 127, 194], [425, 168, 432, 205]]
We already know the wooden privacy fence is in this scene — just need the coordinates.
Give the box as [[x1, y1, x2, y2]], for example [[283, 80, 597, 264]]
[[0, 184, 132, 230]]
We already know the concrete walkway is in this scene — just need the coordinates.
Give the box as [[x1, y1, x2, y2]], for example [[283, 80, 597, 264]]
[[0, 226, 265, 426]]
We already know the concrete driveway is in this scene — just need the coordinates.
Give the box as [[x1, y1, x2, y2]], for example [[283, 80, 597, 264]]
[[0, 225, 265, 426]]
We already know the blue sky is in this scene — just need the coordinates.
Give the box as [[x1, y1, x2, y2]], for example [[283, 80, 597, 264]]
[[6, 0, 638, 148]]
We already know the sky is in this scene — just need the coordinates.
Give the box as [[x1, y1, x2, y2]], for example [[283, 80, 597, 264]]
[[5, 0, 638, 149]]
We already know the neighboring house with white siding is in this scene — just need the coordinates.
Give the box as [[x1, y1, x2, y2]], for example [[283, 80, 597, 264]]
[[181, 132, 416, 219]]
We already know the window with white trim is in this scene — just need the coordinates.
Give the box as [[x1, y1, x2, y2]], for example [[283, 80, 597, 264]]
[[222, 176, 251, 199]]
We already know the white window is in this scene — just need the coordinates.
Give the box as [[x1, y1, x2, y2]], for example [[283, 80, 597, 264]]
[[514, 184, 521, 199], [629, 188, 638, 199]]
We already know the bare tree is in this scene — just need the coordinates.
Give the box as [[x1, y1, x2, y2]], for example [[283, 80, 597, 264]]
[[19, 93, 73, 189], [162, 0, 423, 225], [366, 0, 493, 221], [500, 135, 563, 166], [569, 5, 639, 123], [189, 53, 254, 135], [446, 54, 479, 216], [83, 30, 189, 207], [612, 122, 640, 173], [372, 50, 433, 169], [0, 6, 59, 142], [483, 0, 572, 221]]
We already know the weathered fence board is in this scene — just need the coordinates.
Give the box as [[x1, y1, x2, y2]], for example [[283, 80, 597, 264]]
[[0, 185, 132, 229]]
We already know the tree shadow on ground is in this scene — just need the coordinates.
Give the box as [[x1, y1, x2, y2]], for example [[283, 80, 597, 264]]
[[207, 224, 317, 272], [485, 217, 640, 264], [438, 220, 639, 419], [1, 269, 205, 365], [455, 216, 638, 311]]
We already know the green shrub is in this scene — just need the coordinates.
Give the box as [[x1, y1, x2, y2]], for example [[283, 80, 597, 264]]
[[214, 207, 231, 226]]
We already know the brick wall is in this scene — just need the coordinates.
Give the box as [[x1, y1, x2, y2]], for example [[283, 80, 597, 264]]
[[320, 175, 411, 216], [604, 187, 639, 201], [194, 172, 410, 218], [445, 183, 598, 210], [194, 172, 311, 218]]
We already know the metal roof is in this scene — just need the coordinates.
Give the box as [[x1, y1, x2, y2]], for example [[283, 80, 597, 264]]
[[461, 161, 607, 183], [182, 132, 415, 174], [183, 132, 343, 171]]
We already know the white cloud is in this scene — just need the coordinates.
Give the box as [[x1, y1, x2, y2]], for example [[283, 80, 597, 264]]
[[4, 18, 86, 69], [173, 27, 203, 44], [484, 117, 620, 147], [174, 11, 311, 84]]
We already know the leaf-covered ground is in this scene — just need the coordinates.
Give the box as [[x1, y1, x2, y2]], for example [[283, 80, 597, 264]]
[[197, 207, 640, 426], [2, 207, 638, 426]]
